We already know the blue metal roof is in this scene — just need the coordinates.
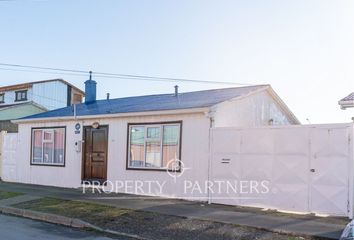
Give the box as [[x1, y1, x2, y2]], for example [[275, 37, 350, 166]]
[[20, 85, 268, 119]]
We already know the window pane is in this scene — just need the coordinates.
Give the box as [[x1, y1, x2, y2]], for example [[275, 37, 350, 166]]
[[44, 130, 53, 141], [147, 127, 160, 139], [162, 125, 180, 169], [32, 130, 43, 163], [129, 126, 145, 167], [43, 142, 54, 163], [145, 141, 161, 168], [54, 129, 65, 164]]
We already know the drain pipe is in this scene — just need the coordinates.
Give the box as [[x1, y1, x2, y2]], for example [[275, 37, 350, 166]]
[[205, 110, 215, 205], [73, 103, 77, 120]]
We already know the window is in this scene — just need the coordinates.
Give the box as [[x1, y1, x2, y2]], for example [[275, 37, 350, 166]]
[[15, 90, 27, 101], [127, 122, 181, 170], [31, 127, 66, 166], [0, 93, 4, 103]]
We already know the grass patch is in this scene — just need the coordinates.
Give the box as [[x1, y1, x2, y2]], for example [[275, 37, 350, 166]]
[[12, 197, 131, 226], [0, 191, 23, 200]]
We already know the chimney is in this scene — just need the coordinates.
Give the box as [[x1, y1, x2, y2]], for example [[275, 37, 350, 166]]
[[174, 85, 179, 97], [85, 71, 97, 104]]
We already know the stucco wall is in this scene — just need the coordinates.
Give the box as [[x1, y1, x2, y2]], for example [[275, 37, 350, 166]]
[[15, 112, 210, 199], [212, 90, 294, 127]]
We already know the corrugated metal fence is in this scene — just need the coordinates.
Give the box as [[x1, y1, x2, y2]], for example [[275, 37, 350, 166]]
[[210, 123, 354, 217]]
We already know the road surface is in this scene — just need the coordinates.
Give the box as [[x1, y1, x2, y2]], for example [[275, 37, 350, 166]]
[[0, 214, 117, 240]]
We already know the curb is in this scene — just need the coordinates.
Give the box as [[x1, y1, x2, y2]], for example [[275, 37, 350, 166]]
[[0, 206, 150, 240]]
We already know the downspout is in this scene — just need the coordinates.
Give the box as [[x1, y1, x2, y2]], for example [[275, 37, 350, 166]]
[[73, 104, 77, 120], [205, 110, 215, 204]]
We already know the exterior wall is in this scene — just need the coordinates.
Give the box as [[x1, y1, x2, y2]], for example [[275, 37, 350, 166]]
[[14, 113, 210, 199], [212, 90, 294, 127], [0, 104, 46, 121], [32, 81, 68, 110], [0, 88, 34, 105], [0, 81, 77, 110], [71, 88, 83, 104]]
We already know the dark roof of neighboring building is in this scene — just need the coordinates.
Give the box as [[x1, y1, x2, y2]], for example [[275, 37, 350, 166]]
[[0, 79, 85, 95], [20, 85, 270, 120], [340, 92, 354, 102]]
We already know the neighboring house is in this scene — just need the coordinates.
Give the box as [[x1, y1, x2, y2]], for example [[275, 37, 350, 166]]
[[0, 79, 84, 132], [0, 102, 47, 132], [11, 79, 299, 198], [339, 92, 354, 110]]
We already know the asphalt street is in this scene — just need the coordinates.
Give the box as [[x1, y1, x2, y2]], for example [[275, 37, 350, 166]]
[[0, 214, 116, 240]]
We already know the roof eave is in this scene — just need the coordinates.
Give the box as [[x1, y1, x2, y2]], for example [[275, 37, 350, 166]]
[[12, 107, 210, 124], [339, 100, 354, 109]]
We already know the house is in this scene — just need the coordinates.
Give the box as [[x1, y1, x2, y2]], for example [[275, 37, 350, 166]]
[[10, 79, 299, 199], [0, 79, 85, 132], [339, 92, 354, 110]]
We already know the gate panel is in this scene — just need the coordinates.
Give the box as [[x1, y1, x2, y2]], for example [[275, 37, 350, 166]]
[[240, 129, 273, 207], [211, 129, 242, 205], [1, 133, 18, 182], [272, 128, 310, 212], [0, 131, 3, 179], [310, 127, 350, 216]]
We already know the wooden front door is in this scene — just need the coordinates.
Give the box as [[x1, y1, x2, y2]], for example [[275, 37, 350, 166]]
[[82, 126, 108, 183]]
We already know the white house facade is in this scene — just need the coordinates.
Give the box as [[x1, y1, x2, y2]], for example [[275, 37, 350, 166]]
[[9, 80, 299, 201]]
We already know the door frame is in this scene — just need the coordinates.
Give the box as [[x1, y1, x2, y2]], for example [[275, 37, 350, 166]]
[[81, 125, 109, 183]]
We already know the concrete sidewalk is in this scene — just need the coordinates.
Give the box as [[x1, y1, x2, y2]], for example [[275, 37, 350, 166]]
[[0, 181, 348, 239]]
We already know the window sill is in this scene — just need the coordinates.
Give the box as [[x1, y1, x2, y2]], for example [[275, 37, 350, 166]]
[[30, 163, 65, 167], [126, 167, 181, 172]]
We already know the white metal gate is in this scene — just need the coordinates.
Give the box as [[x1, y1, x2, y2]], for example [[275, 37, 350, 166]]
[[210, 124, 353, 217], [0, 131, 3, 179], [309, 127, 351, 216], [0, 132, 18, 182]]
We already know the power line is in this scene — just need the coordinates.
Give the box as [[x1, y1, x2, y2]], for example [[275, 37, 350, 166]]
[[0, 63, 253, 86], [0, 67, 88, 78]]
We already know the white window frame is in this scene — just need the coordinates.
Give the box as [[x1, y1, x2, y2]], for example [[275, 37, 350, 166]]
[[127, 122, 181, 170], [31, 127, 66, 166]]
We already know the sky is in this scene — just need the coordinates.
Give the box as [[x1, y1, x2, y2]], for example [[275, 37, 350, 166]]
[[0, 0, 353, 123]]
